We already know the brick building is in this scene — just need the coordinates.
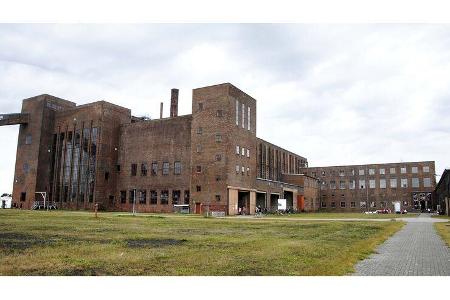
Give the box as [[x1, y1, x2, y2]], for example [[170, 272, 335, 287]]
[[1, 83, 311, 215], [301, 162, 436, 212], [435, 169, 450, 216]]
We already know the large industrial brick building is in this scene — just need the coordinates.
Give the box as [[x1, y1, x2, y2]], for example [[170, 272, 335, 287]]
[[0, 83, 317, 215], [0, 82, 436, 214]]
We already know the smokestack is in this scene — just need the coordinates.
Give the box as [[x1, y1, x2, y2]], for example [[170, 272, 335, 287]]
[[170, 88, 179, 118], [160, 102, 163, 119]]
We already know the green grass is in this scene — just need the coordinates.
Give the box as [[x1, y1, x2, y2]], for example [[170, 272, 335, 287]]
[[434, 222, 450, 246], [0, 210, 403, 275], [262, 212, 418, 219], [432, 215, 450, 220]]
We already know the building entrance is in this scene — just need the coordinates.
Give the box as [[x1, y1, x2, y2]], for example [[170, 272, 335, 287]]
[[238, 191, 250, 215]]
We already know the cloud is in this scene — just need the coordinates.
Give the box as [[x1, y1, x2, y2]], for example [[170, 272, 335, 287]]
[[0, 24, 449, 193]]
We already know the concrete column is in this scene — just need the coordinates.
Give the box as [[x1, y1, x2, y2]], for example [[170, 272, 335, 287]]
[[250, 191, 256, 215], [228, 188, 238, 216]]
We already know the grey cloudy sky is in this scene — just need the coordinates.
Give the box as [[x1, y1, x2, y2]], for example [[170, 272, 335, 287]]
[[0, 24, 449, 193]]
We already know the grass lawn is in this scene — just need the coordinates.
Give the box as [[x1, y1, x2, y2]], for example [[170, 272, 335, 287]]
[[434, 222, 450, 246], [0, 210, 403, 275], [262, 212, 418, 219]]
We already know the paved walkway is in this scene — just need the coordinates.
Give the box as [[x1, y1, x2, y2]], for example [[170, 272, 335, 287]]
[[354, 214, 450, 276]]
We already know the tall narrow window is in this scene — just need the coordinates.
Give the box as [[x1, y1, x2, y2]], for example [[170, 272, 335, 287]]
[[131, 163, 137, 176], [242, 103, 245, 128], [174, 161, 181, 174], [151, 162, 158, 175], [236, 99, 239, 125], [162, 162, 169, 175], [141, 163, 147, 176], [247, 106, 251, 130]]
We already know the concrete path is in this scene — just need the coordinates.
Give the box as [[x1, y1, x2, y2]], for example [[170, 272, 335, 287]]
[[353, 214, 450, 276]]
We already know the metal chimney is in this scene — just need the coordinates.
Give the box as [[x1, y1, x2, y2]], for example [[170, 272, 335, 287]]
[[160, 102, 163, 119]]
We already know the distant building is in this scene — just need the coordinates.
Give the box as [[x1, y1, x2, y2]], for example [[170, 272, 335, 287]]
[[435, 169, 450, 216], [301, 162, 436, 212]]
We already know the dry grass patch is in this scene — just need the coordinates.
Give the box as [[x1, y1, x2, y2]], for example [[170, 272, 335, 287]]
[[0, 210, 403, 275]]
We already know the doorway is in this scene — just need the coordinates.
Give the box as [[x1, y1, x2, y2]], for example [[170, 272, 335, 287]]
[[238, 191, 250, 215], [270, 193, 279, 212], [256, 192, 266, 212], [284, 191, 294, 211]]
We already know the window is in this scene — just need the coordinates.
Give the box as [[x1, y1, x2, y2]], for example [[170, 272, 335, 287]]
[[312, 172, 317, 177], [129, 190, 135, 204], [380, 179, 386, 189], [423, 166, 430, 173], [196, 165, 202, 173], [369, 168, 375, 175], [340, 201, 346, 208], [247, 106, 251, 130], [321, 171, 326, 176], [390, 167, 396, 174], [139, 190, 146, 204], [236, 99, 239, 125], [198, 102, 203, 112], [116, 164, 121, 172], [141, 163, 147, 176], [162, 162, 169, 175], [390, 178, 397, 188], [196, 185, 201, 192], [339, 170, 345, 176], [196, 145, 202, 153], [370, 201, 376, 208], [216, 175, 221, 181], [160, 190, 169, 205], [236, 165, 240, 174], [25, 134, 32, 145], [350, 202, 356, 208], [151, 162, 158, 175], [247, 167, 250, 176], [172, 190, 180, 205], [131, 163, 137, 176], [360, 201, 366, 208], [339, 181, 345, 189], [242, 103, 245, 128], [150, 190, 157, 204], [321, 181, 326, 190], [105, 172, 109, 181], [236, 145, 240, 154], [359, 180, 366, 189], [246, 149, 250, 158], [330, 180, 336, 189], [412, 178, 419, 188], [401, 178, 408, 188], [321, 201, 327, 208], [241, 166, 245, 175], [214, 154, 222, 162], [331, 202, 336, 208], [215, 133, 222, 143], [197, 127, 203, 134], [20, 192, 26, 202], [174, 161, 181, 174], [349, 180, 355, 189], [379, 168, 385, 175], [412, 167, 418, 174], [423, 178, 432, 188], [359, 169, 365, 176], [23, 163, 29, 174], [120, 191, 126, 203], [216, 110, 223, 117], [380, 201, 386, 208], [215, 195, 221, 202], [184, 190, 190, 204], [401, 167, 407, 174], [369, 179, 375, 189], [241, 147, 245, 156]]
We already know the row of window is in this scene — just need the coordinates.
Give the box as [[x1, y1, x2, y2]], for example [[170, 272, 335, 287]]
[[119, 189, 189, 205], [313, 166, 431, 177], [235, 99, 251, 130], [236, 145, 250, 157], [321, 177, 433, 190], [236, 165, 250, 176], [321, 200, 410, 208], [129, 161, 182, 176]]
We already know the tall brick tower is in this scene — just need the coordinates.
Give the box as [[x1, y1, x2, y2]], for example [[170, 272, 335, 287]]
[[190, 83, 257, 215]]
